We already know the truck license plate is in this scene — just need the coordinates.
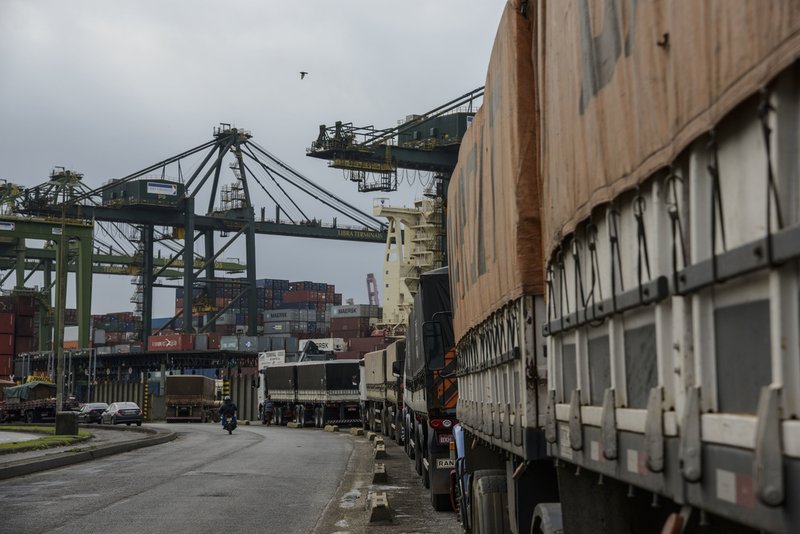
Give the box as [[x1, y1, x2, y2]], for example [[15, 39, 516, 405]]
[[438, 433, 453, 445], [436, 458, 456, 469]]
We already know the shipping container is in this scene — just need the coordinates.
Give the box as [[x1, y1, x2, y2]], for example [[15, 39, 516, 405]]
[[264, 322, 292, 334], [217, 336, 237, 350], [331, 304, 381, 318], [257, 336, 272, 351], [270, 337, 286, 351], [330, 316, 371, 331], [147, 334, 194, 352], [194, 334, 209, 351], [14, 296, 35, 316], [0, 354, 13, 378], [14, 336, 34, 354], [238, 336, 258, 352], [348, 337, 387, 354], [299, 338, 345, 352], [15, 316, 34, 336], [0, 333, 13, 355], [0, 313, 14, 335]]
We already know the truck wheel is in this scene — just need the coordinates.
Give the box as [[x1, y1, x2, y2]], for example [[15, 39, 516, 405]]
[[423, 450, 431, 489], [395, 410, 403, 445], [432, 492, 452, 512], [414, 433, 423, 476], [300, 408, 306, 427], [25, 410, 34, 423], [276, 410, 282, 426], [470, 470, 509, 534]]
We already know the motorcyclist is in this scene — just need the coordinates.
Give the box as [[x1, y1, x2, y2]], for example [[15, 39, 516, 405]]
[[262, 395, 274, 426], [220, 395, 238, 428]]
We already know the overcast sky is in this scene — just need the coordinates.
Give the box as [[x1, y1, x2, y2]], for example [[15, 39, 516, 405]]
[[0, 1, 502, 319]]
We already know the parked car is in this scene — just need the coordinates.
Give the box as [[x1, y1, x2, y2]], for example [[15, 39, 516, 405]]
[[101, 402, 143, 426], [77, 402, 108, 424]]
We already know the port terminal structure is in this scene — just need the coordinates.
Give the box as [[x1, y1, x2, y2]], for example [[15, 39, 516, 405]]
[[307, 87, 483, 335], [0, 125, 387, 351]]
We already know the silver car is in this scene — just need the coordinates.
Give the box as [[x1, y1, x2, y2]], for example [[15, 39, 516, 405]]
[[101, 402, 143, 426]]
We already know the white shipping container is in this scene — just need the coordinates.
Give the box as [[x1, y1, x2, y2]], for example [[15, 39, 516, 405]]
[[299, 338, 345, 352]]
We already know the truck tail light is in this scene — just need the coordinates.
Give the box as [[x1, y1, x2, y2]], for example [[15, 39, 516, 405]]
[[431, 418, 456, 429]]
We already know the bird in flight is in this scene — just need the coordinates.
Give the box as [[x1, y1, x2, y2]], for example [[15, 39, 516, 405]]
[[300, 71, 308, 80]]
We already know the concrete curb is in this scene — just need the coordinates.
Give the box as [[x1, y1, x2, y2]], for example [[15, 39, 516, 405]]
[[0, 425, 177, 481]]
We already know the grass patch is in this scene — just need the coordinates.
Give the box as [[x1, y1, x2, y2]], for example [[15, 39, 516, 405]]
[[0, 426, 92, 455]]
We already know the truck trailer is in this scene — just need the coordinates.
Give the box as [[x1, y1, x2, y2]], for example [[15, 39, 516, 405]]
[[260, 360, 361, 427], [402, 267, 458, 512], [448, 1, 800, 533], [363, 339, 406, 442], [164, 375, 217, 423]]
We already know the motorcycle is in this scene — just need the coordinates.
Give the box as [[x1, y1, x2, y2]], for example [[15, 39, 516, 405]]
[[222, 416, 237, 435]]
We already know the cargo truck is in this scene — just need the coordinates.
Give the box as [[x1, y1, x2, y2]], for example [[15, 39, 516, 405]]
[[401, 267, 458, 511], [363, 340, 405, 441], [259, 360, 361, 427], [448, 1, 800, 533], [0, 381, 77, 423], [165, 375, 217, 423]]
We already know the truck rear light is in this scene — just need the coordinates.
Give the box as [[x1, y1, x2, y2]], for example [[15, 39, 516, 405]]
[[431, 418, 455, 429]]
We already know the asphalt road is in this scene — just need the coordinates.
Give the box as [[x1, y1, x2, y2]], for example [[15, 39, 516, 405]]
[[0, 423, 353, 534]]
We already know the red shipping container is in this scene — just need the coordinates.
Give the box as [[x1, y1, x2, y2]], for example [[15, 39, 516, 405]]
[[206, 332, 222, 349], [0, 312, 14, 335], [14, 296, 35, 316], [15, 336, 34, 354], [0, 354, 12, 378], [348, 337, 387, 353], [15, 316, 34, 336], [148, 334, 194, 352], [0, 333, 13, 355]]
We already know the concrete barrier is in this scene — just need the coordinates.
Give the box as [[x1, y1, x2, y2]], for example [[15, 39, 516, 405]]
[[368, 491, 392, 523], [373, 462, 388, 483], [287, 422, 301, 429], [350, 428, 364, 437], [367, 432, 377, 442], [324, 425, 339, 433], [374, 443, 387, 459]]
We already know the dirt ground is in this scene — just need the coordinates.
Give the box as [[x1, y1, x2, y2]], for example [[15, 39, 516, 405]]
[[313, 430, 461, 534]]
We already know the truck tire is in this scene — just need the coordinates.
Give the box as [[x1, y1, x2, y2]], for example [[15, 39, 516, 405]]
[[432, 491, 452, 512], [382, 408, 390, 437], [300, 408, 306, 427], [423, 448, 431, 489], [470, 470, 510, 534], [395, 410, 403, 445], [386, 407, 394, 440], [415, 432, 423, 476], [25, 410, 34, 423]]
